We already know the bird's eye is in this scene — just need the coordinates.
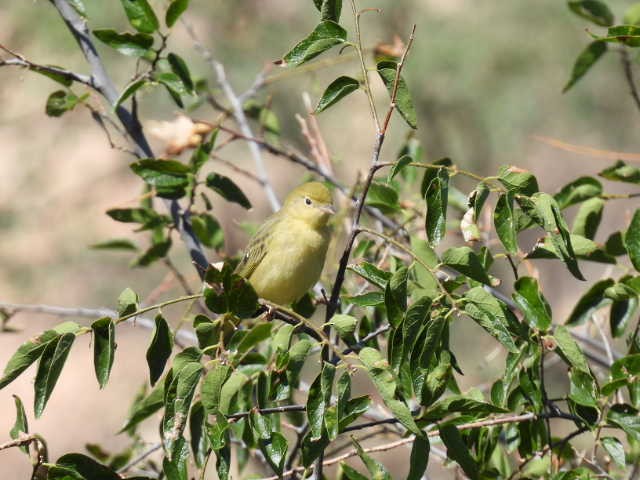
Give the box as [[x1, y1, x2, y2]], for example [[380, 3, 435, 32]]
[[305, 197, 312, 205]]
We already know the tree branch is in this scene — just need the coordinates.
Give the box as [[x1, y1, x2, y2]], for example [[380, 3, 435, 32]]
[[0, 301, 198, 345], [48, 0, 208, 277], [181, 18, 281, 212], [0, 51, 92, 87]]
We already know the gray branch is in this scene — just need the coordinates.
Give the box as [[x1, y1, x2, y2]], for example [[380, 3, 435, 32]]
[[181, 19, 281, 212], [0, 302, 198, 345], [48, 0, 208, 277]]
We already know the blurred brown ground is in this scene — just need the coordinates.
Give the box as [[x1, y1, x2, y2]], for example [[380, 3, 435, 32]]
[[1, 0, 639, 478]]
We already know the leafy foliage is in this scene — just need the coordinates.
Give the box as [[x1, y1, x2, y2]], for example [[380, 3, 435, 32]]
[[2, 1, 640, 479]]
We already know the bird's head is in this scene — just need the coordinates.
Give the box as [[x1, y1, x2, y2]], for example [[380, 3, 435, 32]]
[[282, 181, 335, 228]]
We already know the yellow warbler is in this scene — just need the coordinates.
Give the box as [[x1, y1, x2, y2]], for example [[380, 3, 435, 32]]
[[235, 182, 335, 304]]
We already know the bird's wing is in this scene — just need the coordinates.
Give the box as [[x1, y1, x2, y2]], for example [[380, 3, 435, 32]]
[[234, 213, 281, 279]]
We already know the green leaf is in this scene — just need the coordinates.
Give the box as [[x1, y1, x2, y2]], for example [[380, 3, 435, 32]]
[[154, 71, 187, 107], [366, 181, 400, 213], [340, 464, 369, 480], [250, 413, 288, 475], [553, 325, 590, 373], [114, 78, 147, 108], [625, 209, 640, 271], [166, 0, 189, 27], [607, 404, 640, 440], [319, 0, 342, 22], [0, 330, 59, 389], [520, 192, 584, 280], [568, 0, 614, 26], [572, 197, 604, 240], [377, 60, 417, 129], [493, 193, 517, 254], [234, 322, 272, 359], [55, 453, 121, 480], [26, 64, 73, 87], [119, 381, 164, 432], [189, 401, 208, 468], [599, 25, 640, 47], [563, 41, 608, 93], [131, 159, 190, 199], [498, 165, 539, 196], [327, 314, 358, 340], [513, 277, 552, 331], [163, 362, 202, 455], [388, 155, 413, 182], [554, 176, 603, 208], [601, 436, 626, 467], [93, 29, 153, 56], [385, 267, 408, 327], [106, 208, 166, 228], [206, 173, 252, 209], [90, 238, 138, 251], [315, 76, 359, 113], [353, 438, 392, 480], [146, 314, 173, 386], [407, 435, 429, 480], [463, 287, 518, 352], [566, 278, 614, 325], [91, 318, 116, 388], [343, 291, 385, 307], [9, 395, 29, 454], [307, 362, 335, 440], [359, 348, 421, 435], [167, 52, 194, 93], [117, 287, 138, 317], [46, 90, 81, 117], [191, 213, 224, 250], [119, 0, 159, 33], [599, 160, 640, 184], [283, 21, 347, 66], [439, 424, 479, 480], [568, 368, 598, 407], [347, 262, 391, 289], [424, 168, 449, 245], [163, 436, 189, 480], [442, 247, 492, 285], [219, 371, 249, 414], [34, 333, 75, 417], [201, 363, 231, 414]]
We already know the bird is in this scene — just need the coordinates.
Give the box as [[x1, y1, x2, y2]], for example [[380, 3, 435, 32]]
[[234, 181, 335, 305]]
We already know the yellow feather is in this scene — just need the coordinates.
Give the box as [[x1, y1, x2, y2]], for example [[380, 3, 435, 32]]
[[235, 182, 334, 304]]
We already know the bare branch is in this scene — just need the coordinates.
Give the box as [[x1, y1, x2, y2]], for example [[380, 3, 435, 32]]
[[0, 53, 92, 87], [181, 19, 281, 212], [0, 301, 198, 345]]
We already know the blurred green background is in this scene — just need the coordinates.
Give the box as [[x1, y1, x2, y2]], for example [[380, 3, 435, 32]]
[[1, 1, 639, 478]]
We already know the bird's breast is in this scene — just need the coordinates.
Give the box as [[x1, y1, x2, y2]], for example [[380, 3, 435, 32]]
[[249, 220, 330, 304]]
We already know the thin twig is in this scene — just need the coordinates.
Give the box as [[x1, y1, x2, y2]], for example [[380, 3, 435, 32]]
[[325, 25, 417, 329], [0, 301, 199, 345], [0, 434, 39, 452], [181, 18, 280, 212], [0, 54, 92, 87], [259, 412, 541, 480], [227, 404, 306, 421], [118, 443, 162, 473]]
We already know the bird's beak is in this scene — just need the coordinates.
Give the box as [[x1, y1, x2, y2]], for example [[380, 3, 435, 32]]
[[320, 204, 336, 215]]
